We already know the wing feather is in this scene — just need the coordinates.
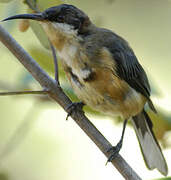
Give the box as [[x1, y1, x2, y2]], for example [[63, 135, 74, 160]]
[[103, 32, 156, 112]]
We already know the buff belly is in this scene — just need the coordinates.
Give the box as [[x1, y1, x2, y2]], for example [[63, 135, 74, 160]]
[[68, 66, 146, 119]]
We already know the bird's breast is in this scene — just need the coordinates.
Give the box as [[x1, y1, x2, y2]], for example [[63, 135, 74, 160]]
[[58, 43, 146, 119], [58, 42, 94, 81]]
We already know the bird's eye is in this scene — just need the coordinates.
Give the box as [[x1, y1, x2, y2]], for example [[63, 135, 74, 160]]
[[57, 15, 64, 23]]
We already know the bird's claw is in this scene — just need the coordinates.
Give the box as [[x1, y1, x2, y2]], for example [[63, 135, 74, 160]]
[[106, 140, 122, 165], [66, 102, 84, 120]]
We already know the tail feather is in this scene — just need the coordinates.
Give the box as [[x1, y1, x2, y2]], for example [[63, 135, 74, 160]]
[[132, 110, 168, 176]]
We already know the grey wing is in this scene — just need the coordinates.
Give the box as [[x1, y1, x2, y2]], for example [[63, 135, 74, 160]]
[[104, 34, 156, 112]]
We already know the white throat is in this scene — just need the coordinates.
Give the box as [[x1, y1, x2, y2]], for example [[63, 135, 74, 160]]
[[52, 22, 78, 36]]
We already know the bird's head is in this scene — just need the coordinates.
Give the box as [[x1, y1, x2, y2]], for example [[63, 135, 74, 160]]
[[3, 4, 91, 35]]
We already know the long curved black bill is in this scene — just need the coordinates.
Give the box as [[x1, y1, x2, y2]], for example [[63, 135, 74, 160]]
[[2, 13, 44, 22]]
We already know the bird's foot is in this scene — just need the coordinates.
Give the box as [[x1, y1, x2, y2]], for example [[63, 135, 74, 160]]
[[106, 140, 123, 165], [106, 119, 128, 164], [66, 102, 85, 120]]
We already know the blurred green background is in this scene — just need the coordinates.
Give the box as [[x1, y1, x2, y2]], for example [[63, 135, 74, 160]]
[[0, 0, 171, 179]]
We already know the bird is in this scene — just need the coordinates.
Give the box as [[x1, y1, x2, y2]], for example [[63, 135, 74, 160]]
[[3, 4, 168, 175]]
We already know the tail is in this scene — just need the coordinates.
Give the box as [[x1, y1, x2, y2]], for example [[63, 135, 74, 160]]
[[131, 110, 168, 176]]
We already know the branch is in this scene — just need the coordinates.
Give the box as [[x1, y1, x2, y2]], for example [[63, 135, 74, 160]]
[[24, 0, 40, 12], [0, 24, 142, 180]]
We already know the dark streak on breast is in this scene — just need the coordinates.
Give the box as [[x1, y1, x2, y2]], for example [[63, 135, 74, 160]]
[[83, 71, 96, 82], [67, 67, 83, 87], [82, 63, 96, 82]]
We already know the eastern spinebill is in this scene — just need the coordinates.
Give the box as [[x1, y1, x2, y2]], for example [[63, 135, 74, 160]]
[[3, 4, 168, 175]]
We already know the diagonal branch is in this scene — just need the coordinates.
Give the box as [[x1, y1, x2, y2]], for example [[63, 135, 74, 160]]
[[24, 0, 40, 13], [0, 24, 142, 180]]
